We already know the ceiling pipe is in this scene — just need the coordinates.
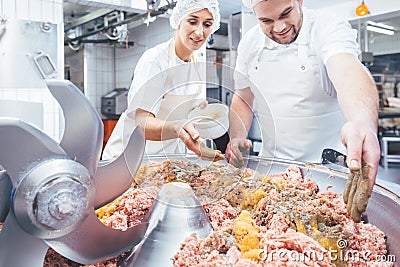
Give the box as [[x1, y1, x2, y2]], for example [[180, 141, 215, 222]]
[[64, 1, 176, 45]]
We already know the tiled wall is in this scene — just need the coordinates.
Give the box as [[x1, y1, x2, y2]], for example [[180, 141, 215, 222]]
[[0, 0, 64, 141], [65, 48, 85, 91], [0, 0, 63, 23], [115, 17, 174, 89], [84, 43, 114, 115], [63, 17, 174, 119]]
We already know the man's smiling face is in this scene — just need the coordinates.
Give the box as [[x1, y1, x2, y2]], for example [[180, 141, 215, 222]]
[[254, 0, 304, 45]]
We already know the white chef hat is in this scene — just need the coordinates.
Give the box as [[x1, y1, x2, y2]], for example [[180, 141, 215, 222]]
[[169, 0, 220, 33], [242, 0, 265, 8]]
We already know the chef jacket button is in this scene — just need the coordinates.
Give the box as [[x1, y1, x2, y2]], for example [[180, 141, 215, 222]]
[[300, 65, 306, 71], [255, 66, 258, 70]]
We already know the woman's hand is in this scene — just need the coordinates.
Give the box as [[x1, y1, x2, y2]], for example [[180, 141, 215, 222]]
[[192, 99, 208, 110], [169, 119, 200, 146], [136, 109, 224, 162], [198, 141, 224, 162], [226, 138, 252, 168], [169, 120, 223, 162], [164, 119, 201, 155]]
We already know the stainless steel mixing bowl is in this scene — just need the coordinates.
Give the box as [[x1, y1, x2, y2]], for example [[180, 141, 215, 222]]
[[120, 154, 400, 267]]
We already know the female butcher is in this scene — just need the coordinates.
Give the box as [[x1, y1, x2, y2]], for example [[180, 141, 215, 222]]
[[102, 0, 221, 161]]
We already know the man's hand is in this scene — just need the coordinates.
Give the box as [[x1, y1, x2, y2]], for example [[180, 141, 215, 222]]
[[341, 121, 380, 222], [226, 138, 252, 168], [343, 162, 371, 222]]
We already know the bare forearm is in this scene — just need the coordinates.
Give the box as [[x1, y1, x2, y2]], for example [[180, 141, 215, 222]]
[[327, 53, 380, 191], [337, 77, 378, 131], [327, 54, 379, 132], [229, 88, 254, 139], [135, 109, 178, 141]]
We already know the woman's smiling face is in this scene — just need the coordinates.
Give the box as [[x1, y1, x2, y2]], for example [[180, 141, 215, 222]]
[[176, 8, 214, 56]]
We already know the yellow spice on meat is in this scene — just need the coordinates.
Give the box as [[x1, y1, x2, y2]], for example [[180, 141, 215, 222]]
[[294, 215, 308, 234], [274, 179, 287, 190], [251, 187, 266, 205], [241, 187, 266, 209], [166, 175, 176, 182], [233, 210, 261, 261], [242, 248, 264, 261], [262, 175, 271, 184], [133, 166, 146, 184], [95, 197, 122, 222], [293, 214, 322, 236]]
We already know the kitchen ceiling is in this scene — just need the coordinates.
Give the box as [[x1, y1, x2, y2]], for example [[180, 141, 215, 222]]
[[62, 1, 241, 21], [303, 0, 353, 9], [63, 0, 399, 74], [63, 2, 106, 25], [63, 0, 359, 22], [63, 0, 400, 42]]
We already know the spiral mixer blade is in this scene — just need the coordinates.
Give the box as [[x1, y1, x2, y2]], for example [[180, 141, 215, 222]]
[[0, 79, 146, 265]]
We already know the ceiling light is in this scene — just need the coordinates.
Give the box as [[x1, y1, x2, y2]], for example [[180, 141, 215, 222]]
[[367, 20, 394, 30], [355, 1, 370, 16], [366, 25, 394, 35]]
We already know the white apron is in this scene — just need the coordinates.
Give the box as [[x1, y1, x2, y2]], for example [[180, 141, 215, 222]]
[[102, 38, 202, 159], [248, 43, 345, 163]]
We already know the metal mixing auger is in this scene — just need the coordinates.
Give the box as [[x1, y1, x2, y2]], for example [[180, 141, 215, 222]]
[[0, 80, 147, 266]]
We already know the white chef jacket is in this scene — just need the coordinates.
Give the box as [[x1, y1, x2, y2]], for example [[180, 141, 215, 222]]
[[235, 7, 360, 92], [102, 38, 206, 160], [233, 7, 360, 162], [127, 38, 206, 116]]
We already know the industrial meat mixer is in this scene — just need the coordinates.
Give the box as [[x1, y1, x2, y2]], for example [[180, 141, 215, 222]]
[[0, 79, 147, 266]]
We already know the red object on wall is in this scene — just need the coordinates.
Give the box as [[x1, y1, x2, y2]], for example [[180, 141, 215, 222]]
[[102, 119, 118, 151]]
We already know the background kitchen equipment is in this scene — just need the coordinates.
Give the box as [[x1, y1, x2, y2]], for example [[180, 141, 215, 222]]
[[101, 88, 128, 119], [0, 170, 11, 222], [0, 19, 58, 88], [32, 51, 58, 79]]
